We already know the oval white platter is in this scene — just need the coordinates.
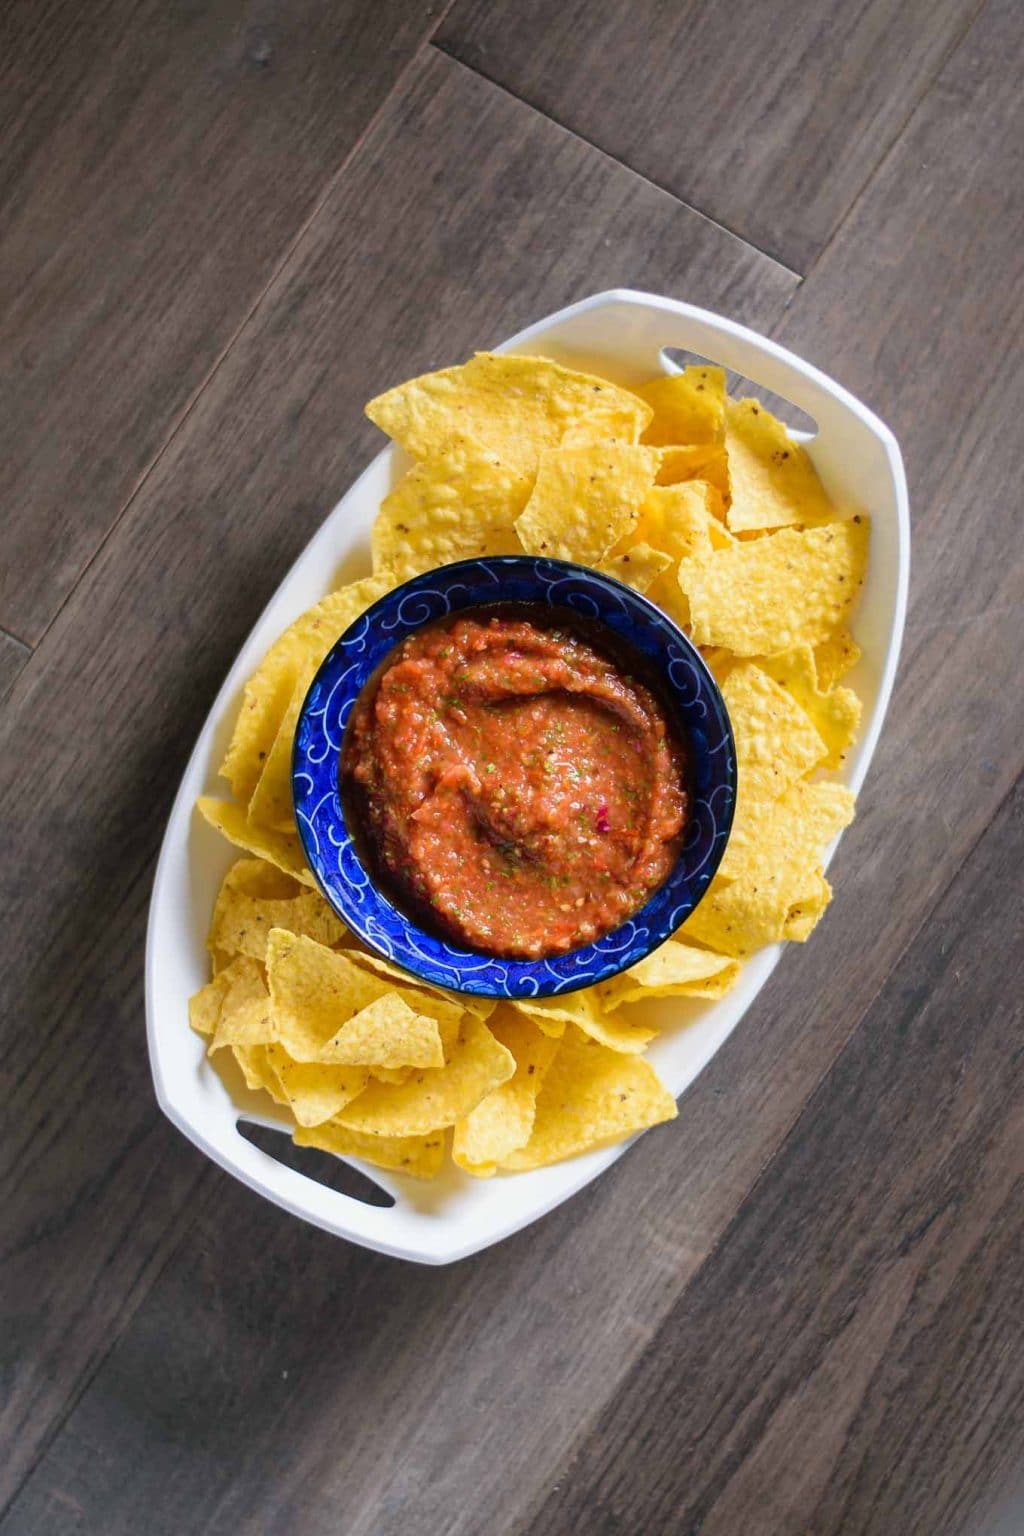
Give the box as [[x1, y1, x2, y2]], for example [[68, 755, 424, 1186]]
[[146, 290, 909, 1265]]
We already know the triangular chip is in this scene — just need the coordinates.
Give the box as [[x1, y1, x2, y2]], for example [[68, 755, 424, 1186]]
[[637, 365, 726, 446], [452, 1007, 560, 1176], [596, 939, 739, 1011], [725, 398, 835, 533], [209, 858, 348, 962], [597, 541, 672, 594], [208, 958, 274, 1056], [502, 1027, 677, 1170], [197, 798, 315, 886], [755, 645, 861, 770], [294, 1122, 445, 1180], [814, 625, 861, 690], [336, 1016, 514, 1136], [366, 353, 651, 474], [514, 443, 658, 565], [512, 992, 655, 1055], [372, 437, 530, 582], [322, 993, 444, 1070], [681, 517, 869, 654], [267, 1045, 369, 1128], [656, 443, 731, 501], [219, 577, 389, 805]]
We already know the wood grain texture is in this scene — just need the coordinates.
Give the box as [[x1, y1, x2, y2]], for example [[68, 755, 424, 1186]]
[[524, 777, 1024, 1536], [0, 0, 448, 644], [438, 0, 980, 271], [0, 48, 795, 1517], [4, 0, 1024, 1527], [0, 630, 30, 701]]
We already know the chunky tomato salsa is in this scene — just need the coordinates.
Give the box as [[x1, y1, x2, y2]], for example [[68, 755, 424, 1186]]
[[341, 608, 689, 959]]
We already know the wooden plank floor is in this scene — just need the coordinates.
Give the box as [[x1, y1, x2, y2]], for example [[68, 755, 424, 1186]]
[[2, 2, 1022, 1532]]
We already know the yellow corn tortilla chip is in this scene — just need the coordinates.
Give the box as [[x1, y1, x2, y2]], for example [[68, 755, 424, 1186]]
[[681, 517, 869, 654], [372, 438, 530, 582], [369, 1065, 413, 1085], [502, 1026, 677, 1170], [718, 662, 827, 880], [245, 671, 311, 834], [266, 1044, 369, 1128], [232, 1043, 287, 1102], [514, 443, 658, 566], [189, 967, 234, 1038], [513, 992, 655, 1055], [452, 1007, 560, 1176], [266, 929, 459, 1063], [596, 939, 740, 1011], [295, 1122, 445, 1180], [336, 1016, 515, 1137], [637, 365, 726, 447], [784, 874, 833, 941], [208, 959, 274, 1056], [366, 353, 651, 474], [814, 625, 861, 689], [343, 945, 493, 1024], [634, 481, 726, 562], [725, 398, 835, 533], [219, 577, 389, 805], [559, 396, 647, 447], [322, 993, 444, 1071], [656, 443, 731, 501], [680, 875, 792, 958], [597, 541, 672, 594], [197, 798, 315, 886], [755, 645, 861, 770], [209, 858, 348, 962]]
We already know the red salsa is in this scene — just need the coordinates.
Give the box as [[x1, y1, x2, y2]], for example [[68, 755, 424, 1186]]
[[342, 609, 689, 959]]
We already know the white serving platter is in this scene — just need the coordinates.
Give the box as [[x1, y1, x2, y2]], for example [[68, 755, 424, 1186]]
[[146, 290, 909, 1265]]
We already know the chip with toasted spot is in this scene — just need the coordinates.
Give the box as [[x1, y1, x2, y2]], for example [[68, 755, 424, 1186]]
[[197, 799, 315, 886], [597, 541, 672, 594], [656, 443, 731, 501], [680, 875, 792, 958], [637, 365, 726, 446], [634, 481, 725, 563], [219, 577, 390, 805], [596, 939, 739, 1011], [209, 858, 348, 963], [681, 518, 869, 654], [724, 398, 835, 533], [814, 625, 862, 689], [755, 645, 861, 770], [336, 1016, 515, 1136], [514, 443, 658, 565], [266, 1045, 369, 1128], [365, 353, 651, 474], [322, 993, 444, 1071], [208, 958, 273, 1056], [452, 1007, 560, 1176], [502, 1027, 677, 1170], [512, 991, 655, 1055], [783, 874, 833, 941], [372, 437, 530, 582], [294, 1122, 445, 1180]]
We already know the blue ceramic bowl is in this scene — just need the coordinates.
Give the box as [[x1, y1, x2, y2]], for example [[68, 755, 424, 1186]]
[[292, 557, 736, 998]]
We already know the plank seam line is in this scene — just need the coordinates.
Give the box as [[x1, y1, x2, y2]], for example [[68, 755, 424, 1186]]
[[9, 13, 459, 684], [0, 623, 31, 655], [513, 761, 1024, 1536], [803, 0, 989, 279], [429, 42, 802, 281]]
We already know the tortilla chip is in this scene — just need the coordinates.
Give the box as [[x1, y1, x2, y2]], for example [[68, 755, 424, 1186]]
[[656, 443, 731, 501], [502, 1027, 677, 1170], [321, 993, 444, 1071], [208, 958, 274, 1055], [725, 398, 835, 533], [295, 1122, 445, 1180], [197, 798, 315, 886], [366, 353, 651, 474], [637, 365, 726, 447], [336, 1016, 515, 1137], [189, 967, 235, 1038], [209, 859, 348, 962], [452, 1007, 560, 1176], [634, 481, 726, 562], [267, 1045, 369, 1128], [596, 939, 740, 1010], [342, 946, 494, 1024], [219, 577, 389, 805], [814, 625, 862, 689], [232, 1044, 287, 1102], [513, 992, 655, 1055], [597, 541, 672, 594], [559, 399, 647, 447], [680, 876, 792, 957], [681, 517, 869, 654], [755, 645, 861, 769], [245, 671, 311, 834], [514, 443, 658, 566], [372, 438, 530, 582], [266, 929, 458, 1064], [784, 874, 833, 941]]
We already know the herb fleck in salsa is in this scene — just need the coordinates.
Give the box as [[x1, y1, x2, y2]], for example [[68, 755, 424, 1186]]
[[342, 609, 689, 959]]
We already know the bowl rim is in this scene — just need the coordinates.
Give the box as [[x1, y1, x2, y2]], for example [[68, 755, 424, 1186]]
[[291, 553, 736, 997]]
